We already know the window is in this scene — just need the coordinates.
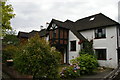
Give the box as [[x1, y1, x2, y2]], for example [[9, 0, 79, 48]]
[[51, 23, 57, 29], [70, 41, 76, 51], [95, 49, 106, 60], [89, 17, 95, 21], [95, 28, 106, 39], [52, 30, 56, 38]]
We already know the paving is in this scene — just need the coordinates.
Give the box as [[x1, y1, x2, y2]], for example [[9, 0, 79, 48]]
[[2, 63, 114, 80], [76, 68, 113, 80]]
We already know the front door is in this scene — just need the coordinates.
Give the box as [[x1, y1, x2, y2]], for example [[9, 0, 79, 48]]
[[59, 48, 64, 64]]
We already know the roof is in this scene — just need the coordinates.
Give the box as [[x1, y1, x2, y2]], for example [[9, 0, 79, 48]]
[[18, 29, 47, 38], [39, 29, 48, 37], [75, 13, 119, 31], [47, 19, 87, 41], [47, 13, 119, 41], [63, 20, 87, 41], [18, 32, 29, 38]]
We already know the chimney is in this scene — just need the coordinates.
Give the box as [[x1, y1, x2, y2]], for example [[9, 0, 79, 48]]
[[40, 25, 43, 30]]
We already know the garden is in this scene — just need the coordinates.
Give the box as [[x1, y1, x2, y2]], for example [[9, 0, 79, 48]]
[[3, 34, 99, 79]]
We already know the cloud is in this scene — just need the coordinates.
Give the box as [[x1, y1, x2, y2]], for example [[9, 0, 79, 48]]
[[9, 0, 119, 33]]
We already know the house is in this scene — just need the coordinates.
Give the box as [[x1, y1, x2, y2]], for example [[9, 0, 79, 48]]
[[18, 29, 48, 44], [18, 13, 120, 68], [46, 13, 120, 68]]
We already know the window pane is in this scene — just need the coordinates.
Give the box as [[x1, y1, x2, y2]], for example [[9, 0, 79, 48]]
[[95, 49, 106, 60], [95, 28, 106, 39], [70, 41, 76, 51]]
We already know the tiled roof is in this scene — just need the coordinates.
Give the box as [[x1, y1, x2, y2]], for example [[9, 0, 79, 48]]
[[18, 32, 29, 38], [75, 13, 119, 31], [18, 29, 47, 38], [47, 13, 119, 41]]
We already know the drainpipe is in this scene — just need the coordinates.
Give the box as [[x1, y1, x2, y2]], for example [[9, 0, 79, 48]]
[[117, 25, 119, 65]]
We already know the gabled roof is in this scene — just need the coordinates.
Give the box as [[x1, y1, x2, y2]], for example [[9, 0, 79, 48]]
[[47, 13, 119, 41], [47, 19, 66, 30], [63, 20, 87, 41], [75, 13, 119, 31], [47, 19, 87, 41]]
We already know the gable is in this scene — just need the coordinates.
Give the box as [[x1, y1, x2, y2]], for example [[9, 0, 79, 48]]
[[47, 19, 87, 41]]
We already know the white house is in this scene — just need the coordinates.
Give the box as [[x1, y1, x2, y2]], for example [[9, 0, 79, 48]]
[[46, 13, 120, 68], [18, 13, 120, 68]]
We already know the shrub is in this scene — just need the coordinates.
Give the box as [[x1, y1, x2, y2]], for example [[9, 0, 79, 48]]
[[80, 40, 94, 55], [71, 54, 98, 75], [2, 45, 17, 63], [60, 64, 80, 79], [14, 34, 61, 78]]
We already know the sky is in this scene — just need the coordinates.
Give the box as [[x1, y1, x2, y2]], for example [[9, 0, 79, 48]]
[[8, 0, 120, 33]]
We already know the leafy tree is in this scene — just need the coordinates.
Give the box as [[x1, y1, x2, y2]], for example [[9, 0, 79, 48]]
[[2, 0, 15, 30], [1, 0, 15, 36], [2, 30, 19, 46], [14, 34, 61, 78]]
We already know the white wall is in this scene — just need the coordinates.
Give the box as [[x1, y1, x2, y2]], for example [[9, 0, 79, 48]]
[[80, 26, 118, 68], [46, 35, 49, 41], [64, 49, 66, 63], [68, 31, 80, 63]]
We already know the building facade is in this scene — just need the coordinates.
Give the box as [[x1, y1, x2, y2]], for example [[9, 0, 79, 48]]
[[46, 13, 120, 68], [18, 13, 120, 68]]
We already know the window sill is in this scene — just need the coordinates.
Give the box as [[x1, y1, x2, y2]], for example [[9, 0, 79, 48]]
[[70, 50, 76, 52], [94, 37, 106, 39], [98, 59, 107, 60]]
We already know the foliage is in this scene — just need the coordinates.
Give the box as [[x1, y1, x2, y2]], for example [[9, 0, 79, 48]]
[[80, 40, 94, 55], [2, 30, 19, 46], [2, 45, 17, 63], [1, 0, 15, 30], [60, 65, 80, 79], [70, 54, 98, 75], [14, 34, 61, 79], [1, 0, 15, 37]]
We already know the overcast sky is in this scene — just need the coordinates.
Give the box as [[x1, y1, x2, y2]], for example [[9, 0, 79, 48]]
[[8, 0, 119, 33]]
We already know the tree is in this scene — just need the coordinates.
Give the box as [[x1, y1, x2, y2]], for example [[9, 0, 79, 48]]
[[1, 0, 15, 36], [14, 34, 61, 78], [2, 45, 17, 63], [80, 40, 94, 55], [2, 30, 19, 46], [2, 0, 15, 30]]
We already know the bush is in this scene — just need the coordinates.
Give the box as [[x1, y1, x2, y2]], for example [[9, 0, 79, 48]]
[[60, 64, 80, 79], [70, 54, 98, 75], [14, 34, 61, 78], [2, 45, 17, 63]]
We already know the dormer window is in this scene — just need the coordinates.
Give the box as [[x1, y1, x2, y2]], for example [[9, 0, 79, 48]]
[[53, 30, 56, 38], [95, 28, 106, 39]]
